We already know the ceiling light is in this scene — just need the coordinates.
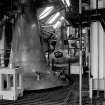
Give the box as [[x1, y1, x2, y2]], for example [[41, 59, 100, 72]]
[[53, 21, 62, 29], [53, 16, 65, 29], [59, 16, 65, 21], [65, 0, 70, 6], [47, 12, 60, 24], [61, 0, 65, 4], [61, 0, 70, 7], [39, 6, 54, 20]]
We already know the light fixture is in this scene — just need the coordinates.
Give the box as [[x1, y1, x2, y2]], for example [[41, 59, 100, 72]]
[[65, 0, 70, 6], [53, 21, 61, 29], [53, 16, 65, 29], [47, 12, 60, 24], [82, 28, 87, 34], [61, 0, 65, 4], [59, 16, 65, 21], [61, 0, 70, 7], [39, 6, 54, 20]]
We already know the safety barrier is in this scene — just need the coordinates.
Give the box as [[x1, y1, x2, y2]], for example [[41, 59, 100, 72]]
[[0, 67, 23, 100]]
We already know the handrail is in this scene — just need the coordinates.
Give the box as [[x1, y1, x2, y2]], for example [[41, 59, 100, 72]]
[[0, 49, 11, 67]]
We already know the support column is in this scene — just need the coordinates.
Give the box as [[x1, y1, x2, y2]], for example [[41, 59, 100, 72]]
[[19, 74, 22, 88], [6, 74, 10, 90], [18, 73, 23, 96], [90, 22, 99, 79], [90, 0, 98, 98], [90, 0, 105, 90], [0, 74, 3, 91], [13, 73, 17, 100], [99, 23, 105, 79]]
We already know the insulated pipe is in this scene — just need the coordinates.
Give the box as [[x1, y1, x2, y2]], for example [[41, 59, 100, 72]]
[[91, 0, 105, 79], [90, 0, 105, 91], [90, 1, 99, 96]]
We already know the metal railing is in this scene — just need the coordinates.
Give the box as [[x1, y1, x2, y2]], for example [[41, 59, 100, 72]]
[[0, 49, 11, 67]]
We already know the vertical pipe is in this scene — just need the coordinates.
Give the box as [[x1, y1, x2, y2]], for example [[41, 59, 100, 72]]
[[79, 0, 82, 105], [6, 74, 10, 90], [67, 26, 70, 54], [79, 27, 82, 105], [90, 0, 105, 97], [19, 74, 22, 88], [96, 0, 100, 97], [90, 1, 97, 100], [88, 0, 92, 100], [13, 73, 17, 100], [79, 0, 82, 14], [0, 74, 3, 91], [48, 40, 50, 65], [20, 72, 23, 96], [97, 22, 100, 97], [68, 59, 70, 76]]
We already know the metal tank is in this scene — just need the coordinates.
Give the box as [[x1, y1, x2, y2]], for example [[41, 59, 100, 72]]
[[10, 0, 68, 90], [12, 8, 49, 73]]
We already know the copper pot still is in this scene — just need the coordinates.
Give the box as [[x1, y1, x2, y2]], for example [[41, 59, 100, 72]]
[[10, 0, 49, 73]]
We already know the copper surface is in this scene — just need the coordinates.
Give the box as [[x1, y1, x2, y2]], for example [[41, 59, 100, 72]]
[[10, 1, 68, 90], [11, 5, 49, 73]]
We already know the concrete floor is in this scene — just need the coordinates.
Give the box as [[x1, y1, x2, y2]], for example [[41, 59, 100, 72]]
[[23, 72, 68, 90], [0, 75, 105, 105]]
